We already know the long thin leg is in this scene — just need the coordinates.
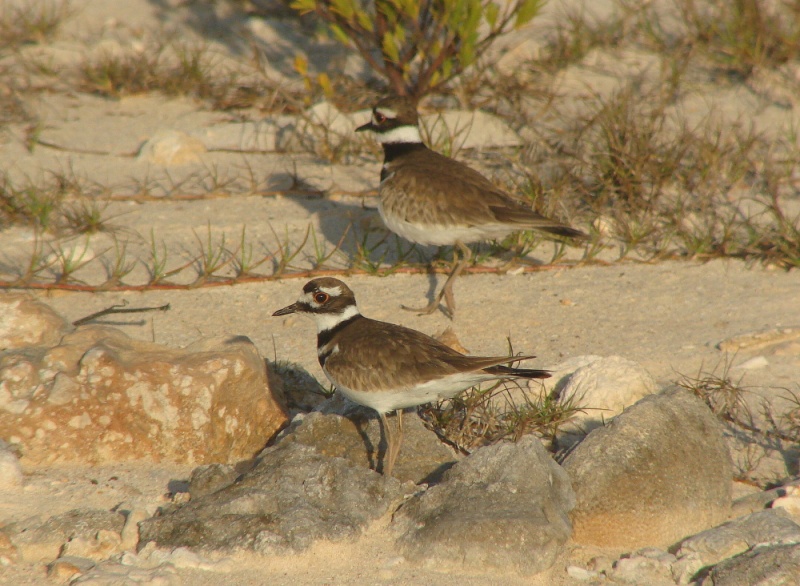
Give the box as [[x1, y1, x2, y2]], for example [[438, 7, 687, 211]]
[[402, 241, 471, 318], [380, 410, 405, 477], [378, 411, 393, 476]]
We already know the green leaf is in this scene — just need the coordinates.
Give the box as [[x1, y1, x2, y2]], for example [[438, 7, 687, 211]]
[[485, 3, 499, 28], [331, 0, 355, 20], [382, 32, 400, 63], [515, 0, 543, 28], [330, 23, 352, 45], [355, 8, 374, 32], [289, 0, 316, 14]]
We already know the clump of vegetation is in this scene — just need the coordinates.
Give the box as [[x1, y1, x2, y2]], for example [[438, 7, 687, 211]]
[[0, 0, 71, 51], [290, 0, 546, 97]]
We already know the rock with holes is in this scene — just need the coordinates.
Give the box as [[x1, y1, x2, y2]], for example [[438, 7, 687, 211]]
[[0, 324, 287, 465], [562, 388, 732, 548], [392, 436, 575, 575]]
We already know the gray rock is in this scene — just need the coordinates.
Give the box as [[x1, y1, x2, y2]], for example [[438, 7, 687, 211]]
[[610, 548, 677, 585], [393, 436, 575, 575], [282, 400, 457, 484], [676, 509, 800, 569], [8, 508, 125, 563], [139, 440, 413, 554], [71, 560, 180, 585], [189, 464, 238, 499], [563, 388, 732, 548], [702, 543, 800, 586]]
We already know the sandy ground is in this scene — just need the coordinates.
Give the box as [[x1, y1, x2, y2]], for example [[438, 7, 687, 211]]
[[1, 0, 800, 583]]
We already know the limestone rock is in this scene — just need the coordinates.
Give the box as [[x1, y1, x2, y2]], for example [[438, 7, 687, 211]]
[[0, 446, 23, 488], [0, 326, 287, 465], [137, 129, 207, 165], [285, 397, 457, 483], [550, 355, 657, 433], [0, 293, 71, 351], [139, 440, 413, 554], [48, 556, 96, 582], [675, 509, 800, 570], [393, 436, 575, 575], [563, 388, 733, 548], [7, 508, 125, 563], [189, 463, 238, 499], [71, 560, 180, 585], [702, 543, 800, 586], [609, 548, 677, 585]]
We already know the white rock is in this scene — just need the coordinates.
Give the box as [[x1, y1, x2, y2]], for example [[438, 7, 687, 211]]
[[0, 449, 23, 488], [732, 356, 769, 371], [550, 355, 657, 431], [138, 130, 207, 166]]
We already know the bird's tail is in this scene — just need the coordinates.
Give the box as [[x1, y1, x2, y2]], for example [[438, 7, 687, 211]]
[[536, 224, 588, 240], [485, 365, 551, 379]]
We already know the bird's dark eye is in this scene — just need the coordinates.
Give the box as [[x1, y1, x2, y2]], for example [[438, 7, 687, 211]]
[[374, 112, 386, 124], [314, 292, 329, 304]]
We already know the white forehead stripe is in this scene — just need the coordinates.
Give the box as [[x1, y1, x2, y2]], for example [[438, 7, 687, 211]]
[[319, 285, 343, 296], [375, 107, 398, 119], [374, 125, 422, 144]]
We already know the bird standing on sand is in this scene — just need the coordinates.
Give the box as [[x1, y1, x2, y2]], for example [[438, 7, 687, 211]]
[[356, 95, 587, 317], [272, 277, 551, 476]]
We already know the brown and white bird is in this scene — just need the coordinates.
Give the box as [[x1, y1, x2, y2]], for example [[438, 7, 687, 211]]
[[272, 277, 550, 476], [356, 96, 587, 317]]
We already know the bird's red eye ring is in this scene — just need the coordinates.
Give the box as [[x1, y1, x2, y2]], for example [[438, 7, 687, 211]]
[[314, 292, 329, 304], [374, 112, 386, 124]]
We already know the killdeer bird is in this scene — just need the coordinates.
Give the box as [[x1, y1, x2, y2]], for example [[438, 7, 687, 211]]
[[272, 277, 550, 477], [356, 96, 587, 317]]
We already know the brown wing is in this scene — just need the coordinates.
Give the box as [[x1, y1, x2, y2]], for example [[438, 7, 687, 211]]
[[386, 148, 584, 238], [323, 317, 537, 393]]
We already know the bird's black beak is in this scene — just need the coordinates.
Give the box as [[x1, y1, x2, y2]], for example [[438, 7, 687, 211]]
[[355, 121, 374, 133], [272, 303, 298, 317]]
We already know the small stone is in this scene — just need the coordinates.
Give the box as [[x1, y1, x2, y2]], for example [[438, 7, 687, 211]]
[[566, 565, 599, 580], [48, 556, 96, 582], [732, 356, 769, 370], [0, 448, 23, 488], [61, 529, 123, 561], [137, 130, 207, 165]]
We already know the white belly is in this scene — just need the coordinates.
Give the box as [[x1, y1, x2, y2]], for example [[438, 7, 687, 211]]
[[377, 201, 513, 246], [324, 367, 495, 414]]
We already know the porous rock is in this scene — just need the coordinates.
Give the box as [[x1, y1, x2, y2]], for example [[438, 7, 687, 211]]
[[702, 542, 800, 586], [0, 326, 287, 465], [139, 440, 413, 554], [393, 436, 575, 575], [0, 293, 71, 351], [562, 388, 732, 548]]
